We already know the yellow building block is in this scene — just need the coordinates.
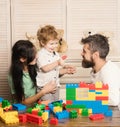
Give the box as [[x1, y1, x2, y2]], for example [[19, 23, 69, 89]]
[[2, 115, 19, 124], [0, 112, 19, 124], [88, 92, 96, 100], [42, 112, 49, 122], [96, 90, 108, 96], [4, 111, 18, 116], [0, 107, 3, 115], [53, 106, 62, 113], [102, 100, 108, 105], [32, 108, 39, 111], [95, 81, 102, 88], [88, 109, 92, 114], [78, 109, 82, 114]]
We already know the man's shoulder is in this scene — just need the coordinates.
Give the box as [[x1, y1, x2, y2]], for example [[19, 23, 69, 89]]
[[104, 60, 120, 72]]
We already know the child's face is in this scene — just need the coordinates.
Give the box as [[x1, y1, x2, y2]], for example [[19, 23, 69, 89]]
[[44, 40, 58, 53]]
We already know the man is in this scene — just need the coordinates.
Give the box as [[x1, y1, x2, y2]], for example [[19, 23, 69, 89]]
[[81, 34, 120, 106]]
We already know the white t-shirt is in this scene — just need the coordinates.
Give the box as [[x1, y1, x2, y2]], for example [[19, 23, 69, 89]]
[[36, 48, 60, 87], [91, 60, 120, 106]]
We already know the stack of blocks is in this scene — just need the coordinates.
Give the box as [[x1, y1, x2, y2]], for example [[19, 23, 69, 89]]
[[66, 81, 112, 116], [0, 81, 113, 125]]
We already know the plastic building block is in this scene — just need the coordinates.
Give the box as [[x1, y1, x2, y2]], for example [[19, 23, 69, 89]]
[[26, 113, 42, 125], [89, 114, 104, 120], [34, 103, 45, 110], [61, 55, 67, 60], [2, 100, 12, 111], [45, 105, 49, 110], [18, 114, 27, 123], [0, 107, 3, 115], [42, 111, 49, 122], [0, 111, 19, 124], [27, 107, 32, 113], [32, 110, 39, 115], [104, 110, 113, 117], [69, 110, 78, 118], [50, 118, 58, 125], [0, 97, 3, 102], [38, 111, 43, 116], [53, 106, 62, 113], [12, 103, 26, 111], [55, 110, 69, 119], [81, 108, 89, 116], [66, 82, 111, 116]]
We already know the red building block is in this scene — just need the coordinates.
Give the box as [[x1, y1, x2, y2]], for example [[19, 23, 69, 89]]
[[18, 114, 27, 123], [26, 113, 42, 125], [45, 105, 50, 110], [96, 96, 108, 100], [32, 110, 39, 115], [66, 100, 72, 104], [89, 114, 104, 120], [61, 55, 67, 60], [50, 118, 58, 125]]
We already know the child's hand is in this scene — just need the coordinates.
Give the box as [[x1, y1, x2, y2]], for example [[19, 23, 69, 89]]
[[58, 55, 67, 66], [58, 58, 65, 66]]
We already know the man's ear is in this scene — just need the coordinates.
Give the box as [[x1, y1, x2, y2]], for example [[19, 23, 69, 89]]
[[92, 51, 99, 59], [20, 58, 26, 63]]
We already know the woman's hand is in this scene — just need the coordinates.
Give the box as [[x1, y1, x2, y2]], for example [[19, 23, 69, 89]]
[[42, 80, 57, 95]]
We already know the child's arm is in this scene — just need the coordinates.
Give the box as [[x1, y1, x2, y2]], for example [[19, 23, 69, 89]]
[[41, 58, 64, 72]]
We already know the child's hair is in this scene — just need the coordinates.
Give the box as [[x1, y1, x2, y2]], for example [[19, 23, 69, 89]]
[[9, 40, 37, 102], [37, 25, 58, 47]]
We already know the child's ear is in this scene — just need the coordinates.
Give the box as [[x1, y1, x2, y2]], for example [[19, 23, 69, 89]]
[[40, 41, 45, 46], [20, 58, 26, 63]]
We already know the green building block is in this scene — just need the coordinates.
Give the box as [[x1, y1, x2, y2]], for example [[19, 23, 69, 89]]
[[81, 108, 89, 116], [66, 104, 86, 109], [26, 107, 32, 113], [69, 110, 78, 118], [2, 100, 11, 108], [66, 88, 76, 100]]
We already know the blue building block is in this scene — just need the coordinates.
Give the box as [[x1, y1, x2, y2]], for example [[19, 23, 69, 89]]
[[66, 83, 79, 88], [48, 103, 54, 111], [0, 97, 3, 102], [12, 103, 26, 111], [104, 110, 113, 117], [55, 110, 69, 119]]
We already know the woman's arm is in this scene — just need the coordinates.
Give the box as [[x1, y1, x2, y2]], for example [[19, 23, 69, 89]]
[[21, 81, 56, 105]]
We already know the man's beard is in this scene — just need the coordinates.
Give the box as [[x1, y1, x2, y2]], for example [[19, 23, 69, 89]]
[[82, 57, 95, 68]]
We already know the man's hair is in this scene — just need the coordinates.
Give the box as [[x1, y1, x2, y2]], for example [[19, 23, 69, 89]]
[[81, 34, 109, 59]]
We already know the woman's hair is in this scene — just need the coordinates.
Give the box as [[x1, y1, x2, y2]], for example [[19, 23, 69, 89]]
[[10, 40, 37, 102], [81, 34, 109, 59], [37, 25, 58, 47]]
